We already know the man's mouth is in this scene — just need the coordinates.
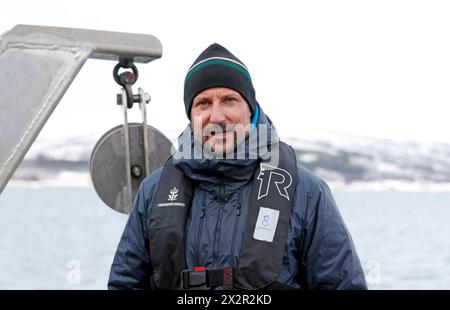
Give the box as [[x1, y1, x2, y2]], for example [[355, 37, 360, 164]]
[[208, 128, 233, 138]]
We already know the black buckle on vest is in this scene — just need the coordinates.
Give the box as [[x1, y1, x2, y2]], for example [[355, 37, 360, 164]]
[[181, 267, 208, 290], [181, 267, 234, 290]]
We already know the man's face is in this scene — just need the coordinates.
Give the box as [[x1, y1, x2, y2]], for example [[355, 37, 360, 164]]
[[190, 87, 252, 155]]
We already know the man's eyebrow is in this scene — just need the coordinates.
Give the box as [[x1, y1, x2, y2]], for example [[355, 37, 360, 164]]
[[194, 96, 210, 102], [220, 92, 239, 98], [219, 91, 239, 97]]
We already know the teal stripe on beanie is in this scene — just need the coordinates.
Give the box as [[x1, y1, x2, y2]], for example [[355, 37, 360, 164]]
[[185, 59, 252, 83]]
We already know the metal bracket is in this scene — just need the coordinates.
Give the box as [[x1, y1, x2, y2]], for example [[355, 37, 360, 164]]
[[121, 87, 150, 206], [115, 74, 152, 210]]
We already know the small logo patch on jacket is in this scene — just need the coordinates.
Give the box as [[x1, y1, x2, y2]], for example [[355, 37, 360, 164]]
[[157, 187, 185, 207]]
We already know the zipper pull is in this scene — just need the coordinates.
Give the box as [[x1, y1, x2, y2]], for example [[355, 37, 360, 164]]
[[200, 192, 206, 218], [236, 203, 241, 216], [200, 206, 206, 218]]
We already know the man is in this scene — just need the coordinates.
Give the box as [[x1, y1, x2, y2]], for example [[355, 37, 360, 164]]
[[108, 43, 367, 290]]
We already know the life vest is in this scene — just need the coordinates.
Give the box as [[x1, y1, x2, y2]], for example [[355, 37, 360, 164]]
[[148, 142, 298, 289]]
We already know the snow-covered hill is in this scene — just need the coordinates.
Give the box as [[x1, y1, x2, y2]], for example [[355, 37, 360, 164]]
[[288, 130, 450, 191]]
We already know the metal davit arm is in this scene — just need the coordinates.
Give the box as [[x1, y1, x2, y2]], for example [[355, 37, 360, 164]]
[[3, 24, 162, 63]]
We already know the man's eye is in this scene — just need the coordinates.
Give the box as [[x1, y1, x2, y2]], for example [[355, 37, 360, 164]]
[[196, 100, 209, 106], [225, 97, 237, 102]]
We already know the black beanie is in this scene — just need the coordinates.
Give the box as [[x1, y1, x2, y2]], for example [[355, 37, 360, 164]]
[[184, 43, 257, 119]]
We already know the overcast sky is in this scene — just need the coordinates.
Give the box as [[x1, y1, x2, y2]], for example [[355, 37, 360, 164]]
[[2, 0, 450, 143]]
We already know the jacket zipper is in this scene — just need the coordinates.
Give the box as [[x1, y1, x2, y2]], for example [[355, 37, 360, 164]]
[[212, 181, 226, 267], [195, 191, 207, 266], [230, 188, 242, 267], [296, 192, 312, 288]]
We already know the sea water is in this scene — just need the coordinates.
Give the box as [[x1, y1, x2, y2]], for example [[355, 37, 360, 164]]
[[0, 187, 449, 290]]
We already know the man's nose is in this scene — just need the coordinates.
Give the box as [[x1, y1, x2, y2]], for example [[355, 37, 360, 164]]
[[209, 102, 226, 124]]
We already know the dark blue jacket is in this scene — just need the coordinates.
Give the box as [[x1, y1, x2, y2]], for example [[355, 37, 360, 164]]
[[108, 159, 367, 290], [109, 106, 366, 290]]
